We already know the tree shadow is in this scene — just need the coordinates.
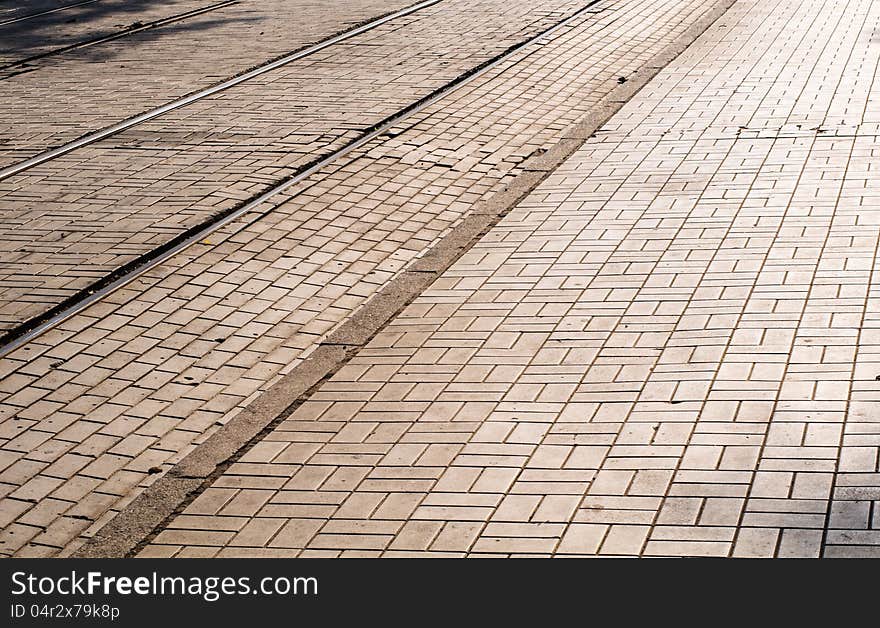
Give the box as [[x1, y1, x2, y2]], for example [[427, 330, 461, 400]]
[[0, 0, 100, 23], [0, 0, 262, 66]]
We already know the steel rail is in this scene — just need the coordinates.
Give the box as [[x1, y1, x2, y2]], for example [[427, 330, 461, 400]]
[[0, 0, 240, 72], [0, 0, 102, 27], [0, 0, 605, 358], [0, 0, 444, 182]]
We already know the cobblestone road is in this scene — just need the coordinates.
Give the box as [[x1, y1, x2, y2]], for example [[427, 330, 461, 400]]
[[0, 0, 724, 556], [139, 0, 880, 558]]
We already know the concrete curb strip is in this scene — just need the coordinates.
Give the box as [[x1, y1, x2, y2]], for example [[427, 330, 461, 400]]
[[73, 0, 739, 558]]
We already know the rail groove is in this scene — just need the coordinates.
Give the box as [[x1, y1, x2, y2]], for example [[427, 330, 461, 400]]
[[0, 0, 102, 27], [0, 0, 602, 358], [0, 0, 603, 359], [0, 0, 240, 72], [0, 0, 445, 181]]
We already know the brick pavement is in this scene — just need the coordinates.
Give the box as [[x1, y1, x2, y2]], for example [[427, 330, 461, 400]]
[[0, 0, 595, 331], [0, 0, 415, 165], [0, 0, 722, 556], [0, 0, 94, 24], [0, 0, 231, 65], [139, 0, 880, 557]]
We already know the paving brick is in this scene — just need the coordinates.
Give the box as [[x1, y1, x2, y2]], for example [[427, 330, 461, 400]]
[[5, 0, 872, 559], [0, 0, 602, 330]]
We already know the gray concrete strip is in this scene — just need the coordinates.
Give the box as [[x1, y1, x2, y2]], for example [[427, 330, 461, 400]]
[[73, 0, 738, 558]]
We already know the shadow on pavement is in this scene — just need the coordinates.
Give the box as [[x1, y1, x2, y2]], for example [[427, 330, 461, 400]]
[[0, 0, 261, 65]]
